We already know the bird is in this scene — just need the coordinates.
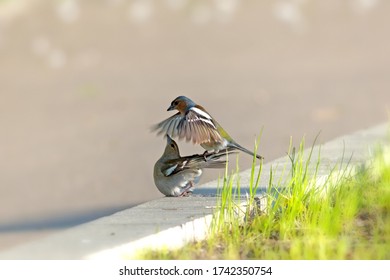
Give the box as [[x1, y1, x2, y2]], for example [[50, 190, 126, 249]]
[[153, 96, 263, 160], [153, 135, 232, 197]]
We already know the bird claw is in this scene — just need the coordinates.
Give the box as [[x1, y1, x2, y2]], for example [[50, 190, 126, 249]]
[[202, 150, 212, 161], [179, 190, 192, 197], [179, 182, 194, 197]]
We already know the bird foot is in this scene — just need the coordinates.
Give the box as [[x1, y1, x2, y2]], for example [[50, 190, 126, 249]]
[[202, 150, 212, 161], [179, 190, 193, 197], [179, 182, 194, 197]]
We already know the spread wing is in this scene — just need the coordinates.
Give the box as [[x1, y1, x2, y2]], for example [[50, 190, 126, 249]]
[[153, 107, 223, 145], [152, 112, 183, 139]]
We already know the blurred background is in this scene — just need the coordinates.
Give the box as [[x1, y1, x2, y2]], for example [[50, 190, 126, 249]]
[[0, 0, 389, 251]]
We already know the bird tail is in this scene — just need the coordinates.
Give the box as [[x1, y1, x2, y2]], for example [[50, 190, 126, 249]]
[[229, 142, 263, 160], [204, 149, 236, 168], [204, 160, 227, 168]]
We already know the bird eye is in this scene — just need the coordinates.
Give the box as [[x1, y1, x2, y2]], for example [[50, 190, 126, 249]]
[[170, 144, 175, 148], [173, 101, 178, 106]]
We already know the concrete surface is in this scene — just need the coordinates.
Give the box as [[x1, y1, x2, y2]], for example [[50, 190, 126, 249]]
[[1, 0, 389, 250], [0, 123, 387, 259]]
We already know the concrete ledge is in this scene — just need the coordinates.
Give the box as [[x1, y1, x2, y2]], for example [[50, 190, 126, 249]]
[[0, 123, 388, 259]]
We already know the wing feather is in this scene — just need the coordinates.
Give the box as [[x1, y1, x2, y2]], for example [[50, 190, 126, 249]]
[[152, 112, 181, 138], [153, 108, 223, 145]]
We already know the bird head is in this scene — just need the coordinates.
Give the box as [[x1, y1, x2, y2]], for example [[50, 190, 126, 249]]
[[163, 135, 180, 158], [167, 96, 196, 114]]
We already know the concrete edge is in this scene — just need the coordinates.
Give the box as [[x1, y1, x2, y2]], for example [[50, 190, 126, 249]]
[[87, 213, 214, 259]]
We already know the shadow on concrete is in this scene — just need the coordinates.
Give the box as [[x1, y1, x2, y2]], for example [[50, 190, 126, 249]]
[[192, 186, 268, 196]]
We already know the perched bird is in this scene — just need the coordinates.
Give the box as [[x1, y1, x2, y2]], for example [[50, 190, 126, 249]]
[[153, 96, 263, 159], [154, 135, 231, 197]]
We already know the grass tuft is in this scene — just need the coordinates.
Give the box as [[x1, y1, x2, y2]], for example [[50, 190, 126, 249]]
[[139, 138, 390, 260]]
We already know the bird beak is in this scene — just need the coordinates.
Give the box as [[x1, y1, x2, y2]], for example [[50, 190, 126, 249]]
[[166, 134, 173, 144], [167, 105, 174, 111]]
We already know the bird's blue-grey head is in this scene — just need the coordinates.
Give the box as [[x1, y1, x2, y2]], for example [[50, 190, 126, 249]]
[[167, 96, 196, 112]]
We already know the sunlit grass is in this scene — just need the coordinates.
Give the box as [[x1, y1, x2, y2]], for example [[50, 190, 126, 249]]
[[139, 140, 390, 260]]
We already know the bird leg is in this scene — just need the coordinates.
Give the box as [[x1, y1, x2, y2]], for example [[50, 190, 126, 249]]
[[180, 181, 194, 197], [202, 150, 212, 161]]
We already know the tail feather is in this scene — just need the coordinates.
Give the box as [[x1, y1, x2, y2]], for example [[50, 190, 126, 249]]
[[203, 149, 236, 168], [229, 142, 263, 160], [203, 160, 227, 169]]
